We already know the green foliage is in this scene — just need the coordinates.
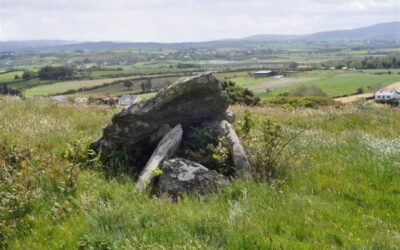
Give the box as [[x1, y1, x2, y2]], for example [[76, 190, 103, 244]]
[[356, 87, 364, 94], [290, 85, 327, 97], [0, 83, 22, 96], [221, 80, 260, 106], [236, 112, 284, 180], [237, 109, 254, 138], [265, 96, 338, 108], [62, 137, 99, 169], [22, 70, 36, 80], [38, 66, 74, 80], [176, 63, 201, 69], [0, 143, 40, 247], [179, 126, 232, 175]]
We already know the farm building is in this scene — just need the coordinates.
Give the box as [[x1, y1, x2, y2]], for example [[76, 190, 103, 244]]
[[297, 64, 311, 71], [118, 94, 141, 107], [251, 70, 278, 78], [75, 97, 88, 105], [375, 89, 400, 102]]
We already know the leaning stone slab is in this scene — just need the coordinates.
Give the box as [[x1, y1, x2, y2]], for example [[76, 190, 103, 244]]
[[157, 158, 229, 199], [219, 120, 253, 178], [136, 124, 183, 190]]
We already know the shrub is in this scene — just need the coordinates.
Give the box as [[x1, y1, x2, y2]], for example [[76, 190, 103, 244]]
[[22, 70, 36, 80], [178, 126, 233, 175], [290, 85, 327, 97], [356, 87, 364, 94], [221, 80, 260, 106], [237, 114, 283, 181]]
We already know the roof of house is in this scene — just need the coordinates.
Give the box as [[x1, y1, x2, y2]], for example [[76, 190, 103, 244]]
[[375, 89, 400, 96], [253, 70, 272, 74]]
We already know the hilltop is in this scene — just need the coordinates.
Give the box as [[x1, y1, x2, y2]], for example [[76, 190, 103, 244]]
[[1, 22, 399, 52]]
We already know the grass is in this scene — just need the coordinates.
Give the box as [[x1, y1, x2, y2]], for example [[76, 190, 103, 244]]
[[257, 70, 400, 98], [0, 71, 23, 83], [218, 70, 400, 98], [1, 99, 399, 249]]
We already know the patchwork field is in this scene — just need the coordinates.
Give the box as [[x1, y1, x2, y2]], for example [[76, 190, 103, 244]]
[[264, 71, 400, 97], [1, 99, 399, 249], [219, 70, 400, 98]]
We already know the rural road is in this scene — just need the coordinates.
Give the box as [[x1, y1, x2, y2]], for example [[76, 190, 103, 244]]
[[335, 81, 400, 103]]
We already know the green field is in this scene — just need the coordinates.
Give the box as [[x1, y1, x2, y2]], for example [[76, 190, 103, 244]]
[[218, 70, 400, 98], [264, 71, 400, 97], [1, 99, 399, 249], [23, 76, 137, 97], [68, 76, 180, 97], [0, 71, 23, 83], [216, 71, 270, 86]]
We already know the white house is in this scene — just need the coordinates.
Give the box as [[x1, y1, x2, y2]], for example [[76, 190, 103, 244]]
[[118, 95, 141, 107], [375, 89, 400, 102], [251, 70, 278, 78], [75, 97, 89, 105]]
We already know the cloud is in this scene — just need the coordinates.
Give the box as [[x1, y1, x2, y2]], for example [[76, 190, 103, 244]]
[[0, 0, 398, 42]]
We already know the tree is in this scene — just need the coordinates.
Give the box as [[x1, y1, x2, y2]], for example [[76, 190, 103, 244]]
[[141, 79, 152, 93], [38, 66, 74, 80], [14, 75, 20, 80], [123, 80, 133, 89], [22, 70, 35, 80], [288, 62, 298, 71]]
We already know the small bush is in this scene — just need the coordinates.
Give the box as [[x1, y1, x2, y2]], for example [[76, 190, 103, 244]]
[[264, 96, 338, 108], [240, 115, 283, 181], [178, 126, 233, 175], [290, 85, 327, 97]]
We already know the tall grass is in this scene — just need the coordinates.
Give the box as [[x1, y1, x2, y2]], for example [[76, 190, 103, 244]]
[[1, 99, 399, 249]]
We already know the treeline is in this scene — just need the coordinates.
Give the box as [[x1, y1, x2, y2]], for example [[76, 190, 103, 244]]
[[0, 84, 22, 96], [328, 56, 400, 70], [37, 66, 74, 80]]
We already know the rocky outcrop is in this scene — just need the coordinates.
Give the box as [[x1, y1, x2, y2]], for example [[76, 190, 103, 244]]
[[92, 72, 253, 197], [156, 158, 229, 199]]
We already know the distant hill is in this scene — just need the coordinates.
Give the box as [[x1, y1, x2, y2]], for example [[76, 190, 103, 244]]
[[0, 22, 398, 52], [0, 40, 77, 52], [242, 22, 400, 42]]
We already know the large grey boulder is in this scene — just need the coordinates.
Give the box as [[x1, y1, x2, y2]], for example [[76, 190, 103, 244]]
[[92, 73, 229, 164], [157, 158, 230, 198]]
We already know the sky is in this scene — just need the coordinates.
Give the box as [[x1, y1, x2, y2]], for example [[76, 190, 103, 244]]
[[0, 0, 399, 42]]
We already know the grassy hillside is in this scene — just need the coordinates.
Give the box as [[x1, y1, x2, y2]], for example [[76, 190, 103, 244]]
[[1, 99, 399, 249]]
